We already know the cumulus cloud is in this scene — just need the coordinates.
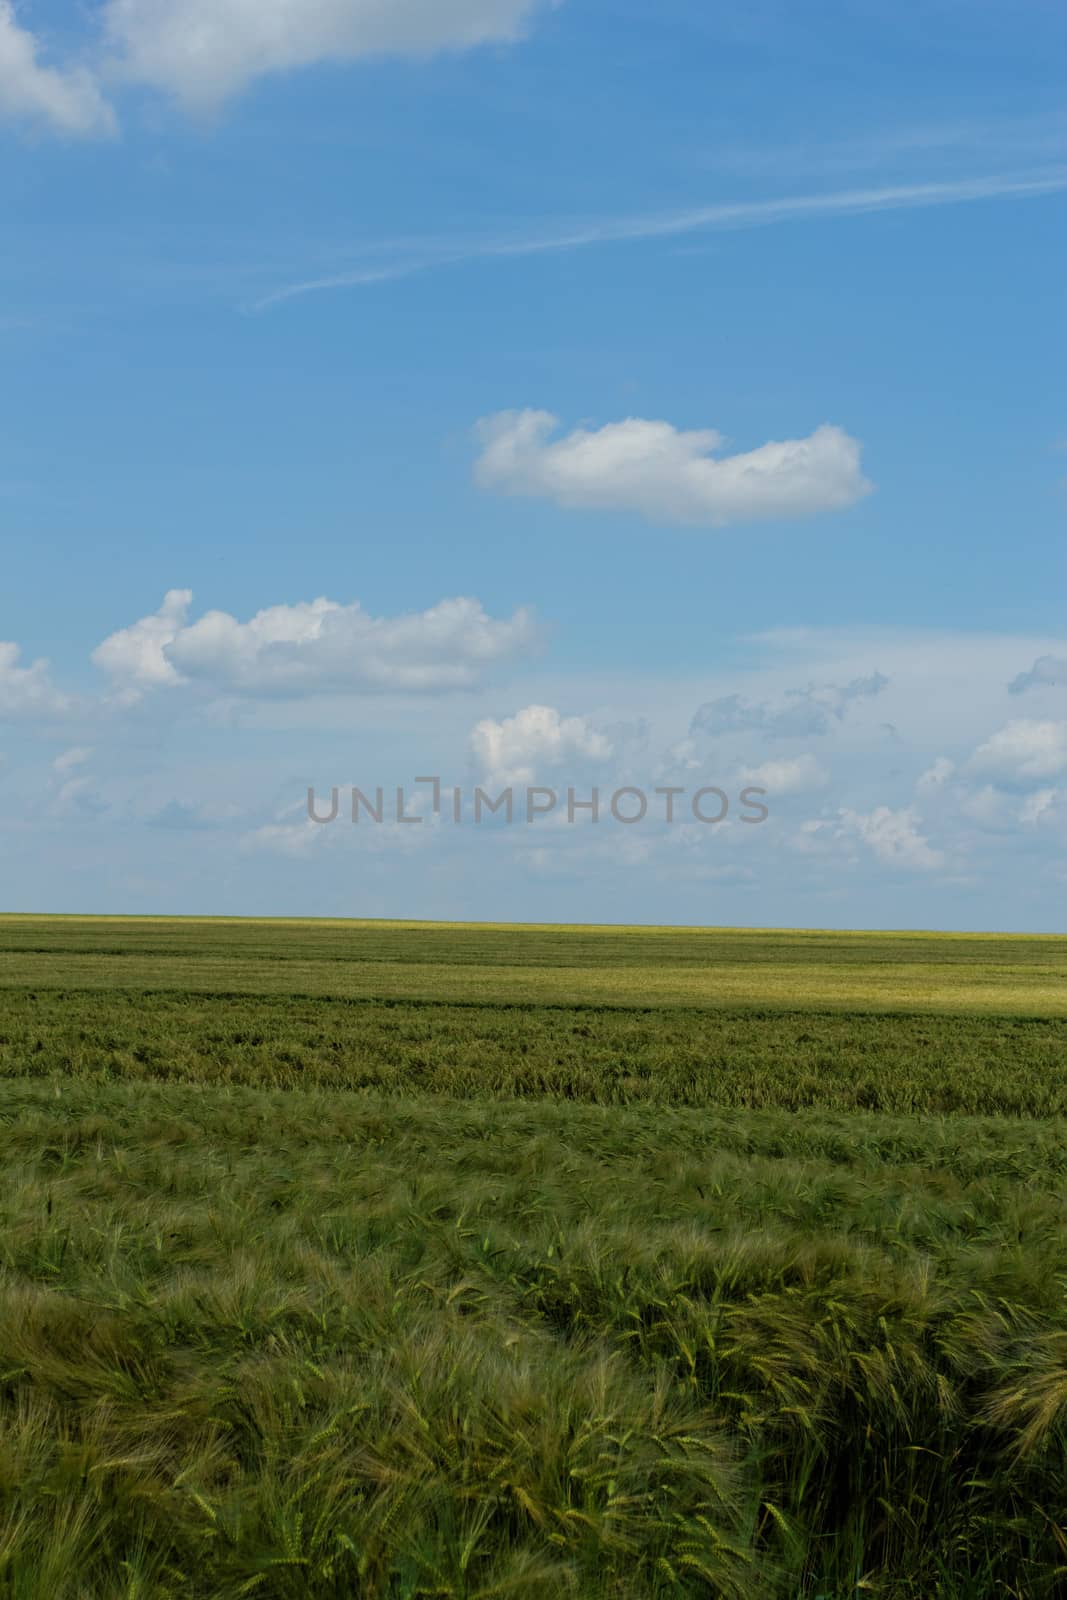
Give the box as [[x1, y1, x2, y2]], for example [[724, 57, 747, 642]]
[[736, 753, 828, 795], [1, 0, 553, 138], [92, 591, 537, 699], [0, 641, 70, 718], [103, 0, 554, 111], [473, 410, 872, 527], [916, 756, 955, 792], [691, 672, 888, 742], [1020, 788, 1059, 827], [968, 720, 1067, 784], [0, 1, 115, 136], [836, 805, 944, 871], [470, 704, 612, 788], [1009, 655, 1067, 694], [91, 590, 192, 698]]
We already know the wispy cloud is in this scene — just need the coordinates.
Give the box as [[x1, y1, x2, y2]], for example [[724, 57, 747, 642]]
[[251, 167, 1067, 311], [700, 113, 1067, 180]]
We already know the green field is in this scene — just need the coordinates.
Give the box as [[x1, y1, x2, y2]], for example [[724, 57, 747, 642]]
[[1, 916, 1066, 1597]]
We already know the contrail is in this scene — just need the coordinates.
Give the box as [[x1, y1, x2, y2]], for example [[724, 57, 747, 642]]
[[250, 166, 1067, 311]]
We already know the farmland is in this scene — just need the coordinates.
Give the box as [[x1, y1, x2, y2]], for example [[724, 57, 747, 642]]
[[1, 916, 1066, 1597]]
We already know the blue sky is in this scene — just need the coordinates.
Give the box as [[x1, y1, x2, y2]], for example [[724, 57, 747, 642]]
[[2, 0, 1066, 928]]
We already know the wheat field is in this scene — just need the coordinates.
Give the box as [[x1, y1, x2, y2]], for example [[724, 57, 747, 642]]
[[1, 916, 1066, 1597]]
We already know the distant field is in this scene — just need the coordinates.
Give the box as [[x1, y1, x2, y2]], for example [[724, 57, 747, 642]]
[[2, 916, 1067, 1117], [3, 915, 1067, 1013], [1, 916, 1066, 1597]]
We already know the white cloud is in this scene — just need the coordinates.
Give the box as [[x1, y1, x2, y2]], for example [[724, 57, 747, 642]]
[[0, 641, 70, 717], [916, 756, 955, 792], [92, 591, 537, 699], [969, 720, 1067, 784], [1, 0, 553, 140], [470, 704, 612, 788], [737, 754, 828, 795], [957, 780, 1061, 834], [1009, 655, 1067, 694], [91, 589, 192, 699], [836, 805, 944, 871], [103, 0, 554, 112], [473, 411, 872, 527], [1020, 788, 1059, 827], [0, 1, 115, 136]]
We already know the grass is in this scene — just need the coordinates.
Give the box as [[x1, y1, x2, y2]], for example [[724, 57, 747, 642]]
[[1, 916, 1066, 1597], [5, 991, 1067, 1116]]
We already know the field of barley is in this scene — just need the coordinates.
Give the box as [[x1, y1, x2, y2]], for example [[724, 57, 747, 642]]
[[1, 915, 1066, 1598]]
